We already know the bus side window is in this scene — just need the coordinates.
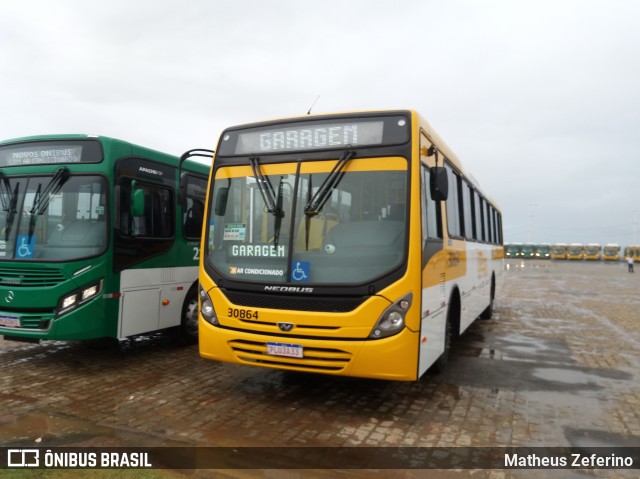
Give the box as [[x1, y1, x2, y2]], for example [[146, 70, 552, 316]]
[[486, 202, 493, 244], [472, 191, 480, 241], [421, 165, 442, 247], [462, 180, 474, 241], [445, 164, 461, 238], [119, 181, 173, 239]]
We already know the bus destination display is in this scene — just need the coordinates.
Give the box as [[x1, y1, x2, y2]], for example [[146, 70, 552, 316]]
[[233, 120, 385, 154], [0, 145, 85, 167]]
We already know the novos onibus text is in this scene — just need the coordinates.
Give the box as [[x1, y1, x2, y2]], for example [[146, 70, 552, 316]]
[[193, 111, 503, 381], [0, 135, 210, 343]]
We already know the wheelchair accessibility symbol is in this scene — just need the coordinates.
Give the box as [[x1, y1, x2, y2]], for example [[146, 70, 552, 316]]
[[16, 236, 35, 259], [291, 261, 310, 282]]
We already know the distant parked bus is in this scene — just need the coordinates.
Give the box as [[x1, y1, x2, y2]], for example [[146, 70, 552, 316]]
[[521, 243, 536, 259], [551, 243, 567, 260], [567, 243, 584, 260], [584, 243, 601, 261], [535, 243, 551, 259], [624, 245, 640, 261], [504, 243, 521, 258], [602, 244, 620, 261], [0, 135, 210, 343]]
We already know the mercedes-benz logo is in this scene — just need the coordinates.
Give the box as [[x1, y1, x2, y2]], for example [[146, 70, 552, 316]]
[[5, 291, 15, 303]]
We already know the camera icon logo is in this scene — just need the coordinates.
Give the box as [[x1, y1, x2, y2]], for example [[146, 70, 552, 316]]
[[8, 449, 40, 467]]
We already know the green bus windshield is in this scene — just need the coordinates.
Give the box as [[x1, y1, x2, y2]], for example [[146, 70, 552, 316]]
[[0, 174, 107, 261]]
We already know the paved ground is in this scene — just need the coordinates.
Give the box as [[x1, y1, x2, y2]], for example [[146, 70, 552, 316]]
[[1, 260, 639, 478]]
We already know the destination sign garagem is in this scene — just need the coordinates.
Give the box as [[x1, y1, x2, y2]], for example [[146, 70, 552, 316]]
[[217, 115, 411, 156], [234, 121, 384, 154]]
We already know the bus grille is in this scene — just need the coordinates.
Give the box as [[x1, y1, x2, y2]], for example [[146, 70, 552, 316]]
[[223, 290, 365, 312], [18, 314, 52, 330], [0, 267, 66, 287], [229, 339, 352, 372]]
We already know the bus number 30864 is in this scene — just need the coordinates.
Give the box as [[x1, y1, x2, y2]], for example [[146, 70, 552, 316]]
[[228, 308, 259, 320]]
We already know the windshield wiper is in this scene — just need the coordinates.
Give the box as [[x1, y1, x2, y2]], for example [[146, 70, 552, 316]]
[[28, 167, 70, 239], [0, 172, 19, 242], [250, 157, 279, 215], [0, 172, 12, 212], [273, 177, 284, 245], [304, 149, 355, 216], [250, 157, 285, 245]]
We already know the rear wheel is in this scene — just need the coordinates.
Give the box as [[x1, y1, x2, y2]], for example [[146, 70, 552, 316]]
[[480, 276, 495, 320]]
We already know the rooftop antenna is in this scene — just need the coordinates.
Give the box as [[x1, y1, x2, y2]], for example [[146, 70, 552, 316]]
[[307, 95, 320, 115]]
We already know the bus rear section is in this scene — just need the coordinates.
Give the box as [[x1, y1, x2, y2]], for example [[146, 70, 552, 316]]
[[197, 110, 502, 381]]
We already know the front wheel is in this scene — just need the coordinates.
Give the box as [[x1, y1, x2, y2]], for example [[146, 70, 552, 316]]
[[172, 287, 199, 345]]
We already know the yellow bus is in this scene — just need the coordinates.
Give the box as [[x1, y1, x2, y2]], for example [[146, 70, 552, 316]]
[[194, 110, 503, 381], [624, 245, 640, 261], [584, 243, 601, 260], [567, 243, 584, 260], [551, 243, 567, 260], [602, 243, 620, 261]]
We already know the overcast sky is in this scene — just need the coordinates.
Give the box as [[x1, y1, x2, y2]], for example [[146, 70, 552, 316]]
[[2, 0, 639, 247]]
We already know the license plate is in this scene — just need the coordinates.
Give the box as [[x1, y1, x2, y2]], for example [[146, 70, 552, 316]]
[[0, 315, 20, 328], [266, 342, 303, 358]]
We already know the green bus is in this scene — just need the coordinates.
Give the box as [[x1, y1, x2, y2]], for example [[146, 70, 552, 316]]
[[0, 135, 210, 343], [535, 243, 551, 259], [504, 243, 522, 258], [521, 243, 536, 259]]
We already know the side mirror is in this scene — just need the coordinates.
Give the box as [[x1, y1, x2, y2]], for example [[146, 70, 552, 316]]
[[430, 167, 448, 201], [132, 187, 146, 217], [178, 172, 188, 205], [214, 187, 229, 217]]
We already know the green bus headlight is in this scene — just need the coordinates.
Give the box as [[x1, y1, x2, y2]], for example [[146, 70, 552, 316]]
[[57, 280, 103, 317]]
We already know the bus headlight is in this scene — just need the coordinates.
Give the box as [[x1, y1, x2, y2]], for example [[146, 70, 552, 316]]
[[56, 280, 103, 317], [199, 285, 218, 326], [369, 293, 412, 339]]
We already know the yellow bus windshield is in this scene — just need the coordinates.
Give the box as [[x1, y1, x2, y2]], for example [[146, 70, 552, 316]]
[[206, 157, 408, 285]]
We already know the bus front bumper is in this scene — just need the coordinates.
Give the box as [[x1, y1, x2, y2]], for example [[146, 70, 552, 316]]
[[198, 318, 420, 381]]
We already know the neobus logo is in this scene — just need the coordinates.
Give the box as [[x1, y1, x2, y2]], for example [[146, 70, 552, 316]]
[[264, 286, 314, 293]]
